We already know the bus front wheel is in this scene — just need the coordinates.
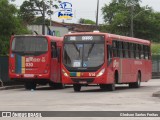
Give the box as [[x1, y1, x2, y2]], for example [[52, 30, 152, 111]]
[[107, 83, 116, 91], [73, 84, 81, 92]]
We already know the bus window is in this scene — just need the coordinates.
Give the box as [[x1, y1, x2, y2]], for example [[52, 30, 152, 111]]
[[122, 42, 125, 58], [144, 46, 150, 60], [51, 42, 57, 58], [119, 41, 123, 58], [127, 43, 131, 58], [107, 45, 112, 66], [124, 42, 129, 58], [135, 44, 140, 59], [140, 45, 144, 59], [113, 41, 117, 57], [148, 46, 151, 59], [130, 43, 134, 58], [117, 41, 120, 57], [133, 44, 136, 58]]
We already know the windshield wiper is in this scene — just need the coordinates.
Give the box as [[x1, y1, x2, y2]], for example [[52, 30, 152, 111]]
[[87, 43, 95, 58], [73, 43, 81, 58]]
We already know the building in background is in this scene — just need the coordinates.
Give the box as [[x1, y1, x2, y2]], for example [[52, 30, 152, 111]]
[[27, 21, 97, 36]]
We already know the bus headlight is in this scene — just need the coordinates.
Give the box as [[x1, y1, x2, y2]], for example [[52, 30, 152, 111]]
[[62, 69, 69, 77], [97, 68, 105, 77]]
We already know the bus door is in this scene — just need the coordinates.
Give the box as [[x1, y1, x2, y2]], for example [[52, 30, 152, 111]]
[[107, 44, 114, 82], [50, 42, 61, 83]]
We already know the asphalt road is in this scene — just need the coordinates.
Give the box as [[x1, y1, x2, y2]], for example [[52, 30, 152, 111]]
[[0, 79, 160, 120]]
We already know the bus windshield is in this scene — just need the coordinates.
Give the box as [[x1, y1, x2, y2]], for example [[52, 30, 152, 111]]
[[11, 36, 48, 54], [63, 43, 104, 68]]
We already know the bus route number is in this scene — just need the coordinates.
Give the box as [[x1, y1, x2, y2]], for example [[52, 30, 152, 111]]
[[89, 73, 95, 77], [26, 63, 33, 67], [82, 36, 93, 41]]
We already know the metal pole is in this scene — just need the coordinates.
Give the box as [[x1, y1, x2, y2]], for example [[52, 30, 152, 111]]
[[42, 0, 45, 35], [96, 0, 99, 29], [50, 0, 52, 26], [131, 5, 134, 37]]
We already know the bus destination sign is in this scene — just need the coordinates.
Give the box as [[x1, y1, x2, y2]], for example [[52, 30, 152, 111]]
[[64, 35, 104, 43]]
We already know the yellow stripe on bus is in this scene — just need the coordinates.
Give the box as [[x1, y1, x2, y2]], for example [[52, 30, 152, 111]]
[[22, 57, 25, 73], [77, 72, 81, 77]]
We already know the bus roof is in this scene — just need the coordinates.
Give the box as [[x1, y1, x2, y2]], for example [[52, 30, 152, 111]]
[[64, 32, 151, 45]]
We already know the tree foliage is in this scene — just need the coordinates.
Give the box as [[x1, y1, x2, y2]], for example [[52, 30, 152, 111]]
[[19, 0, 61, 25], [79, 18, 96, 25], [101, 0, 160, 42], [0, 0, 30, 55]]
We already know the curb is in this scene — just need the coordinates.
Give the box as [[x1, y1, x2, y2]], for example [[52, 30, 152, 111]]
[[0, 85, 24, 90], [152, 91, 160, 97]]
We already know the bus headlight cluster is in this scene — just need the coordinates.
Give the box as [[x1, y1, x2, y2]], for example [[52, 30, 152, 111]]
[[62, 69, 69, 77], [96, 68, 105, 77]]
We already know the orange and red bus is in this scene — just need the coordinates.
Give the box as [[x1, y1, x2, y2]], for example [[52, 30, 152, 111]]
[[62, 32, 152, 92], [9, 35, 63, 90]]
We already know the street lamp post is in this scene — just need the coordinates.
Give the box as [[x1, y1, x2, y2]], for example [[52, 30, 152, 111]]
[[130, 5, 149, 37], [131, 5, 134, 37], [96, 0, 99, 29], [42, 0, 45, 35]]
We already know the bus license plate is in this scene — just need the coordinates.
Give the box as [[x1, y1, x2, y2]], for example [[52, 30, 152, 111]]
[[79, 81, 87, 84], [24, 74, 34, 78]]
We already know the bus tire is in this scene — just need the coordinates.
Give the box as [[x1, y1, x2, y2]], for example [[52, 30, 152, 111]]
[[99, 84, 108, 91], [24, 82, 36, 90], [107, 82, 115, 91], [129, 72, 141, 88], [106, 72, 117, 91], [73, 84, 81, 92]]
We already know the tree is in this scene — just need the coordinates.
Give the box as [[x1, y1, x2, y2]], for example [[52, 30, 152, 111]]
[[79, 18, 96, 25], [19, 0, 61, 25], [0, 0, 30, 55], [101, 0, 142, 35], [101, 0, 160, 42]]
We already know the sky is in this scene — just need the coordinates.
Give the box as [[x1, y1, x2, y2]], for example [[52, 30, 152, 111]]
[[11, 0, 160, 24]]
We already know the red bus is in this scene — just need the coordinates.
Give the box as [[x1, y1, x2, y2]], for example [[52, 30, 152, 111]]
[[62, 32, 152, 92], [9, 35, 63, 90]]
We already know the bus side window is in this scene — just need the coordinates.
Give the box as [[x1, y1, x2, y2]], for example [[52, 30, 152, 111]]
[[116, 41, 120, 57], [107, 45, 112, 66], [144, 45, 150, 60], [135, 44, 140, 59], [124, 42, 129, 58], [51, 42, 57, 58], [133, 44, 136, 58], [119, 41, 123, 58], [148, 46, 151, 59], [140, 45, 144, 59], [113, 41, 117, 57], [122, 42, 125, 58], [130, 43, 133, 58]]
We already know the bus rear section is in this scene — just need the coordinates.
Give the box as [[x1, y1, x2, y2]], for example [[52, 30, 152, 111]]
[[9, 35, 63, 90], [62, 32, 152, 92]]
